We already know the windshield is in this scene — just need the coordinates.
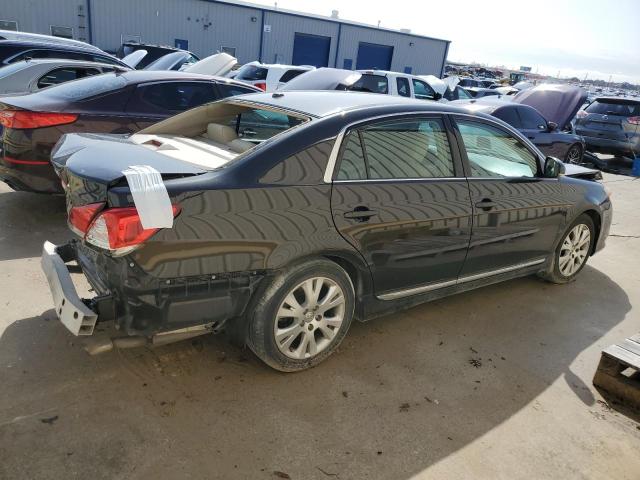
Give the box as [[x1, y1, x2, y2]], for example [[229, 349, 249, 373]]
[[345, 74, 388, 94], [40, 73, 126, 100], [586, 99, 640, 117], [0, 61, 29, 78]]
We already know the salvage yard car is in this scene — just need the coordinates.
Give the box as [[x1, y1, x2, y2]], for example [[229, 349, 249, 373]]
[[0, 70, 259, 193], [575, 97, 640, 157], [42, 92, 611, 372]]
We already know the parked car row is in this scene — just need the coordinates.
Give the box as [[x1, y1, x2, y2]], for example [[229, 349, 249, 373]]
[[0, 29, 613, 371]]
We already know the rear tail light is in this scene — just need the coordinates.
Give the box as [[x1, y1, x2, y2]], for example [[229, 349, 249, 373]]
[[68, 202, 106, 237], [84, 205, 181, 255], [576, 110, 588, 119], [0, 110, 78, 129], [254, 82, 267, 91], [627, 116, 640, 125]]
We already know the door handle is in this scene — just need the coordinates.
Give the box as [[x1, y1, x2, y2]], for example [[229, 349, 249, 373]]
[[475, 199, 496, 211], [344, 207, 377, 222]]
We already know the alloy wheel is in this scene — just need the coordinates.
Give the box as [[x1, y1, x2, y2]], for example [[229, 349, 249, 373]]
[[558, 223, 590, 277], [274, 277, 346, 359], [566, 145, 582, 164]]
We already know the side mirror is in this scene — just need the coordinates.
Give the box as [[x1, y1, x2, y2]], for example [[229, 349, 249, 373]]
[[547, 121, 558, 132], [433, 92, 443, 101], [543, 156, 565, 178]]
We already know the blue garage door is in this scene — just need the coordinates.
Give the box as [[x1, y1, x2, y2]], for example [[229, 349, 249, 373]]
[[356, 42, 394, 70], [292, 32, 331, 67]]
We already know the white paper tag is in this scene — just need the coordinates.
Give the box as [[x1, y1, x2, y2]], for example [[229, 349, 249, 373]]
[[122, 165, 174, 229]]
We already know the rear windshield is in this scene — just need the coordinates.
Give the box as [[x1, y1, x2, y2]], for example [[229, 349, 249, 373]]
[[279, 69, 307, 83], [586, 99, 640, 117], [38, 73, 126, 100], [346, 74, 388, 94], [236, 65, 268, 81]]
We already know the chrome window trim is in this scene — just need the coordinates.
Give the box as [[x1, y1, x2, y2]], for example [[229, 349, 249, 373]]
[[323, 110, 544, 184], [377, 257, 546, 301]]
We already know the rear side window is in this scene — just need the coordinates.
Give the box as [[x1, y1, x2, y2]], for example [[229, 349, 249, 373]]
[[456, 120, 538, 178], [41, 73, 126, 100], [236, 65, 268, 81], [411, 79, 436, 100], [138, 82, 216, 112], [336, 118, 455, 180], [348, 74, 388, 94], [37, 67, 101, 89], [279, 69, 307, 83], [396, 77, 410, 97], [586, 100, 640, 117]]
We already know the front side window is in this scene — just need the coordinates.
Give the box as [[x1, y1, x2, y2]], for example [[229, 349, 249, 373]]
[[411, 79, 436, 100], [348, 74, 388, 94], [492, 107, 521, 128], [396, 77, 410, 97], [456, 120, 538, 178], [139, 82, 216, 112], [518, 107, 547, 130], [336, 118, 455, 180]]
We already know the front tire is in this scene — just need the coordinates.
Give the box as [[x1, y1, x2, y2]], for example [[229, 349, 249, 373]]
[[565, 143, 583, 164], [247, 259, 355, 372], [540, 214, 595, 284]]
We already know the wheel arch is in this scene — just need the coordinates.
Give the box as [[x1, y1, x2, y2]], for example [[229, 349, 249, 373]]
[[581, 208, 602, 255]]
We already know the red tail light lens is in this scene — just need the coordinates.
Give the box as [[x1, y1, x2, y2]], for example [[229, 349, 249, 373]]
[[0, 110, 78, 129], [628, 116, 640, 125], [254, 82, 267, 91], [68, 202, 105, 237], [576, 110, 588, 119], [85, 205, 181, 255]]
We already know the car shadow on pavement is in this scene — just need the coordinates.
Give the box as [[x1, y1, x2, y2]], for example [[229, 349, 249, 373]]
[[0, 265, 631, 479], [0, 188, 70, 261]]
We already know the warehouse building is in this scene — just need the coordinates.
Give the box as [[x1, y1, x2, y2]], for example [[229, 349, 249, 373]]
[[0, 0, 450, 76]]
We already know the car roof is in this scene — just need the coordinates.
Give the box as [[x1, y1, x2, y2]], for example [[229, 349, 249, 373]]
[[0, 30, 103, 52], [593, 96, 640, 104], [451, 98, 521, 114], [230, 90, 474, 118], [112, 69, 255, 86], [6, 58, 128, 69]]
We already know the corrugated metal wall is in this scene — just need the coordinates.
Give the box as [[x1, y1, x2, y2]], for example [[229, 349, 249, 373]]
[[0, 0, 449, 75], [0, 0, 90, 42]]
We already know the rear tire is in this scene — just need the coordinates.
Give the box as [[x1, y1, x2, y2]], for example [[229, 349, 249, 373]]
[[539, 214, 595, 284], [247, 259, 355, 372], [565, 143, 583, 164]]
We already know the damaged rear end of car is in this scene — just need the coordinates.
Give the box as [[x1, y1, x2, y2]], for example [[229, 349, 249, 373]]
[[42, 98, 310, 353]]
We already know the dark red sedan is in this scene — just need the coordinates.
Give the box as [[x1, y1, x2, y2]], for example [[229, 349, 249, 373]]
[[0, 70, 258, 193]]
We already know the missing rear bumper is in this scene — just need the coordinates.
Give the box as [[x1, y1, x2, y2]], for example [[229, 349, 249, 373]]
[[41, 241, 101, 336]]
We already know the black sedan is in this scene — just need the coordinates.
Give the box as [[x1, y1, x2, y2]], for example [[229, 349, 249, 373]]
[[43, 92, 611, 371], [0, 70, 259, 193]]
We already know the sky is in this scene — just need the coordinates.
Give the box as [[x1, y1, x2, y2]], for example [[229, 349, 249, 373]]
[[249, 0, 640, 84]]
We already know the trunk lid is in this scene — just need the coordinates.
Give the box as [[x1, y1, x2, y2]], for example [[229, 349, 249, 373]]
[[51, 133, 207, 207]]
